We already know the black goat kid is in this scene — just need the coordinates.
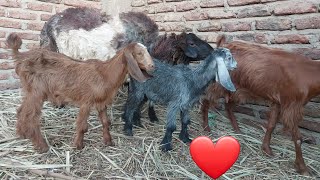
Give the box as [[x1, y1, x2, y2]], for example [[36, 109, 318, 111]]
[[123, 48, 237, 151], [131, 32, 214, 127]]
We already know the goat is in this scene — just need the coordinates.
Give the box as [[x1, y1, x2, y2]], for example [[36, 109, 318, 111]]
[[201, 35, 319, 175], [40, 7, 158, 60], [123, 48, 237, 152], [7, 33, 154, 153]]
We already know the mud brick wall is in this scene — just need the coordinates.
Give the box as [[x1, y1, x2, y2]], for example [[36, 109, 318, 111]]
[[0, 0, 102, 91], [131, 0, 320, 132]]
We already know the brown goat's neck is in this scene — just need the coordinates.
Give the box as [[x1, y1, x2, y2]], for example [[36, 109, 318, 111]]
[[99, 51, 128, 90]]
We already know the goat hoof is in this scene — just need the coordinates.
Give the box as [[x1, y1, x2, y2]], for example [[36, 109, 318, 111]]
[[234, 129, 242, 134], [295, 162, 310, 176], [74, 142, 85, 150], [124, 129, 133, 136], [150, 117, 159, 122], [17, 133, 27, 139], [262, 145, 273, 156], [133, 121, 143, 128], [204, 127, 211, 132], [105, 141, 115, 146], [160, 143, 172, 152], [179, 135, 192, 144], [36, 145, 49, 153], [298, 169, 310, 176], [182, 137, 192, 144]]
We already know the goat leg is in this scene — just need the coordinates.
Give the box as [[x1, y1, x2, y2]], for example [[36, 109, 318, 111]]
[[98, 109, 115, 146], [179, 110, 192, 144], [148, 100, 159, 122], [123, 94, 144, 136], [291, 125, 310, 175], [16, 96, 48, 153], [225, 101, 241, 133], [132, 97, 147, 127], [200, 98, 211, 132], [261, 103, 280, 156], [73, 106, 90, 150], [160, 105, 178, 152]]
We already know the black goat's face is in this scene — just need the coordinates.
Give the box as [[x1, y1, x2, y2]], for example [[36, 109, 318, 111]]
[[179, 33, 213, 60]]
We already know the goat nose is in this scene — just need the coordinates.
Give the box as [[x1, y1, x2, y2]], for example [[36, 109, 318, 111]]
[[149, 64, 155, 69]]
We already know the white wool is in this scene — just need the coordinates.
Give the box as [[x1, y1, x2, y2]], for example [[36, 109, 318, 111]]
[[137, 43, 147, 49], [55, 15, 125, 61]]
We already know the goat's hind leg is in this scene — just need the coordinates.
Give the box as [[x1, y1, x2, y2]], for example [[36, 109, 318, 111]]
[[291, 125, 309, 175], [200, 98, 211, 132], [73, 106, 90, 150], [284, 106, 309, 175], [98, 109, 115, 146], [179, 110, 192, 144], [148, 100, 159, 122], [16, 96, 47, 153]]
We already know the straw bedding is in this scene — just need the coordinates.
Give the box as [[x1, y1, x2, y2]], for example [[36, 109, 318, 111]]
[[0, 88, 319, 180]]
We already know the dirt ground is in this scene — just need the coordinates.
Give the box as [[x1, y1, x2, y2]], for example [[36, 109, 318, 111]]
[[0, 89, 319, 180]]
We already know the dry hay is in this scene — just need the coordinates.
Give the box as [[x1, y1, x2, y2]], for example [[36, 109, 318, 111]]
[[0, 88, 319, 180]]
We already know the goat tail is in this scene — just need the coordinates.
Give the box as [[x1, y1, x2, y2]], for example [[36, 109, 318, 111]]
[[6, 33, 22, 56], [216, 34, 226, 47]]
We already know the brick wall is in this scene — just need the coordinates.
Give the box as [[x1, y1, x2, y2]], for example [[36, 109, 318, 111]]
[[131, 0, 320, 132], [0, 0, 102, 91]]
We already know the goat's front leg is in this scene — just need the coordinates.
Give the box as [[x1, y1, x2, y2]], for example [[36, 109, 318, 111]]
[[179, 110, 192, 144], [98, 109, 115, 146], [160, 104, 178, 152], [132, 96, 146, 127], [73, 105, 90, 150], [262, 103, 280, 156], [225, 101, 241, 133], [123, 94, 144, 136]]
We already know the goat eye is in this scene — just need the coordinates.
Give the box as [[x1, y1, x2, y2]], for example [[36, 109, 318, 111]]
[[189, 43, 196, 47]]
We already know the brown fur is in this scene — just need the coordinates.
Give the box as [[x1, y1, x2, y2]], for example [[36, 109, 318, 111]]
[[202, 35, 320, 175], [7, 33, 154, 153]]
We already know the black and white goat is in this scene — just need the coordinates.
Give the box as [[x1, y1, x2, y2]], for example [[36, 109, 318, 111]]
[[40, 7, 158, 60], [123, 48, 237, 151]]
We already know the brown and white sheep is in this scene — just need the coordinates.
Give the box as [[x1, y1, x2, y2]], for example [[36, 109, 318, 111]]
[[201, 35, 320, 175], [7, 33, 154, 153]]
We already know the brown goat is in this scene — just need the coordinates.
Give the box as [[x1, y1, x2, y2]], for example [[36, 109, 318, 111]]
[[201, 35, 319, 175], [7, 33, 154, 153]]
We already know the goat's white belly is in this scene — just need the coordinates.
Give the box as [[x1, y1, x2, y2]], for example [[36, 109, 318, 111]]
[[55, 23, 123, 61]]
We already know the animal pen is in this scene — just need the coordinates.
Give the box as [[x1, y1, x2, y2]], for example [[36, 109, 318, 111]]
[[0, 0, 320, 179]]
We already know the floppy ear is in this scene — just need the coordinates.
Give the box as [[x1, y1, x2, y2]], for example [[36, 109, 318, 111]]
[[215, 57, 236, 92], [125, 51, 151, 83]]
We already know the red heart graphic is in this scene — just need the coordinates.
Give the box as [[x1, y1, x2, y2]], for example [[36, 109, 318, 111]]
[[190, 136, 240, 179]]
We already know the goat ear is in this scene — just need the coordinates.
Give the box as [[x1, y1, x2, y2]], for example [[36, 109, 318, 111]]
[[215, 57, 236, 92], [125, 51, 151, 83], [216, 35, 226, 47]]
